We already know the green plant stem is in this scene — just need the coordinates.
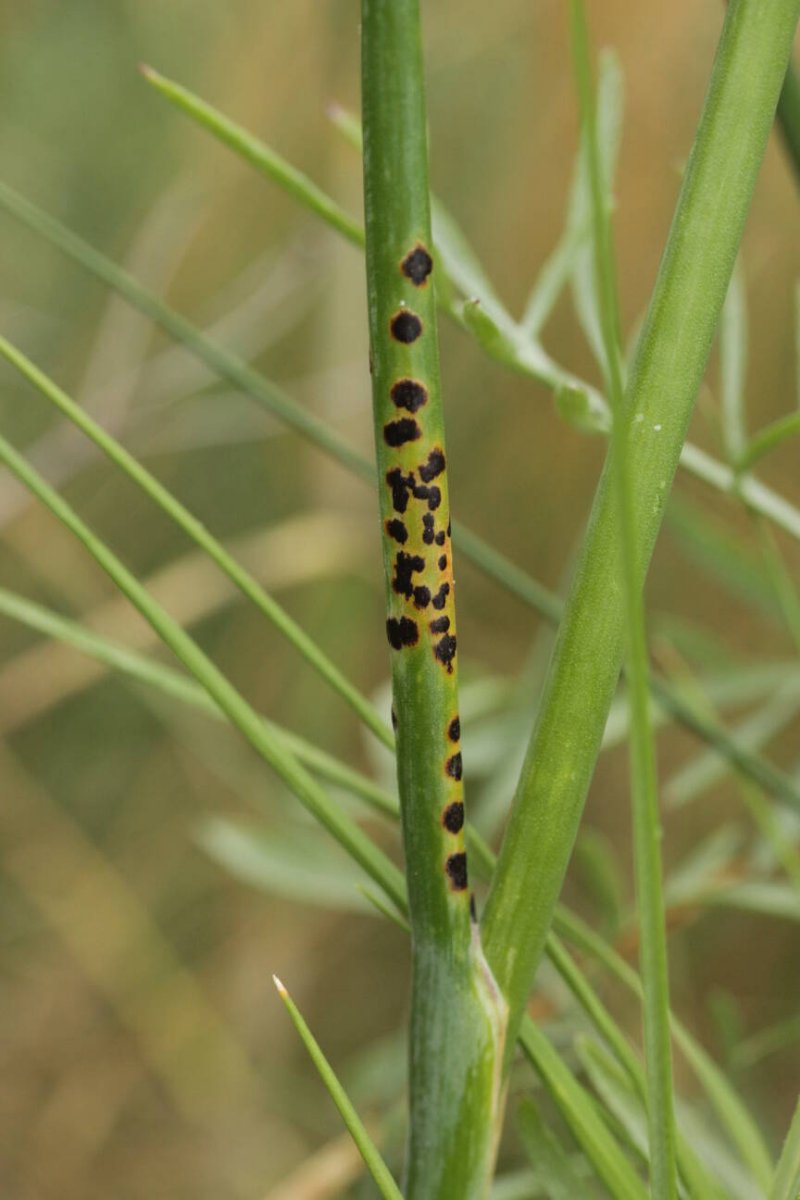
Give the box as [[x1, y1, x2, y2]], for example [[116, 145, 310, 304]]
[[0, 429, 407, 914], [360, 4, 505, 1196], [570, 2, 677, 1194], [1, 187, 798, 808], [777, 57, 800, 185], [482, 0, 800, 1062]]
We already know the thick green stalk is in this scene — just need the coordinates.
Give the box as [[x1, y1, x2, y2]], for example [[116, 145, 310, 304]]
[[483, 0, 800, 1058], [360, 4, 505, 1196], [570, 3, 676, 1194]]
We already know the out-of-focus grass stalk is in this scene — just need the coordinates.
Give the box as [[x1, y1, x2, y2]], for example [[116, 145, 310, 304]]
[[360, 3, 505, 1195], [569, 1, 676, 1194], [482, 0, 800, 1060], [0, 334, 394, 750], [0, 428, 407, 913]]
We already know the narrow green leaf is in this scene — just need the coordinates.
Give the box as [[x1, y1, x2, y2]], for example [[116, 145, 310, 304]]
[[272, 977, 404, 1200], [770, 1098, 800, 1200], [555, 381, 610, 435], [737, 411, 800, 473], [516, 1096, 590, 1199], [198, 817, 372, 912], [0, 334, 393, 751], [518, 1017, 648, 1200], [776, 58, 800, 186], [720, 261, 748, 464], [139, 65, 364, 247]]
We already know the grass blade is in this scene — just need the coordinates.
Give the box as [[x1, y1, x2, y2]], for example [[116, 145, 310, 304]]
[[769, 1098, 800, 1200], [0, 428, 407, 914], [0, 333, 393, 751], [272, 977, 404, 1200]]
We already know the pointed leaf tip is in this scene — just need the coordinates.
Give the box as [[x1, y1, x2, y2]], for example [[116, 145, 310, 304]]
[[273, 974, 288, 998]]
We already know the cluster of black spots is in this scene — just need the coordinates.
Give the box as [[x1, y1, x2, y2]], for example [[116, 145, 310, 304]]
[[389, 309, 423, 344], [446, 852, 468, 891], [434, 529, 446, 547], [385, 518, 408, 544], [384, 418, 422, 447], [448, 716, 461, 742], [401, 243, 433, 286], [391, 705, 398, 730], [446, 752, 463, 780], [386, 468, 415, 513], [386, 616, 419, 649], [418, 448, 446, 483], [442, 801, 465, 834], [438, 554, 448, 571], [429, 615, 450, 634], [393, 551, 425, 599], [413, 585, 431, 609], [431, 582, 450, 610], [412, 481, 442, 511], [391, 378, 428, 413], [435, 634, 458, 673], [422, 513, 435, 545]]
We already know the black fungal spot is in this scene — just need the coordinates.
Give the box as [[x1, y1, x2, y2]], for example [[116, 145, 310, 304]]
[[434, 530, 446, 546], [385, 518, 408, 544], [386, 616, 419, 649], [384, 418, 422, 447], [442, 802, 465, 833], [401, 244, 433, 286], [393, 551, 425, 599], [413, 482, 442, 511], [447, 520, 452, 537], [446, 752, 463, 780], [448, 716, 461, 742], [438, 554, 448, 571], [446, 852, 469, 891], [435, 634, 458, 673], [413, 585, 431, 609], [386, 468, 415, 513], [418, 448, 446, 483], [422, 513, 435, 545], [391, 706, 398, 730], [391, 378, 428, 413], [390, 309, 423, 343], [429, 615, 450, 634], [431, 582, 450, 610]]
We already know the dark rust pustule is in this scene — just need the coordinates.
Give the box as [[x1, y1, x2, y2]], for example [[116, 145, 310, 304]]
[[429, 615, 450, 634], [413, 585, 431, 609], [438, 554, 448, 571], [431, 582, 450, 610], [422, 513, 435, 545], [385, 518, 408, 544], [386, 468, 415, 513], [435, 634, 457, 673], [400, 243, 433, 286], [446, 852, 469, 891], [446, 752, 463, 780], [384, 418, 422, 447], [393, 551, 425, 599], [448, 716, 461, 742], [391, 378, 428, 413], [442, 801, 465, 833], [418, 448, 446, 483], [389, 309, 423, 344], [413, 482, 441, 511], [386, 616, 419, 649], [435, 530, 446, 546]]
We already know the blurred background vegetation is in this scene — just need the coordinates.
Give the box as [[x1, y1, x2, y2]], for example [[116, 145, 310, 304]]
[[0, 1, 797, 1196]]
